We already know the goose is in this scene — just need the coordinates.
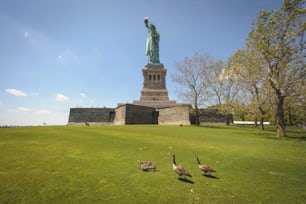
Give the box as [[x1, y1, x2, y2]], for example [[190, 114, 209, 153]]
[[195, 155, 216, 175], [171, 153, 192, 180], [140, 161, 156, 171]]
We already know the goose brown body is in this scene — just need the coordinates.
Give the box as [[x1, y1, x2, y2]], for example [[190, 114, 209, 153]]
[[140, 161, 156, 171], [195, 156, 216, 174], [172, 154, 192, 179]]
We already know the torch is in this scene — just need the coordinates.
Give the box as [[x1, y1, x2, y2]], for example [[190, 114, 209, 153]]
[[144, 17, 149, 27]]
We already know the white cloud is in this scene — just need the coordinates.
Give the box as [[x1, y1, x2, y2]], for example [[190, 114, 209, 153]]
[[23, 29, 50, 52], [80, 93, 86, 98], [5, 89, 27, 97], [8, 107, 51, 115], [24, 31, 31, 39], [56, 94, 69, 102], [7, 107, 32, 113], [35, 109, 51, 114], [18, 107, 32, 112], [58, 48, 79, 64]]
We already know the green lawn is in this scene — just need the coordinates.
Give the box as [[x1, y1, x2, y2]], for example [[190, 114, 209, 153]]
[[0, 125, 305, 203]]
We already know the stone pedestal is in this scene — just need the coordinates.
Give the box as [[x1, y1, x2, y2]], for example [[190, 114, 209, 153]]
[[133, 64, 176, 108]]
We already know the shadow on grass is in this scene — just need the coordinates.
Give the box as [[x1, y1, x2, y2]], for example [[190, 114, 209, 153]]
[[264, 135, 306, 141], [196, 125, 225, 129], [141, 169, 160, 172], [287, 136, 306, 141], [178, 178, 194, 184], [259, 126, 306, 141], [203, 174, 219, 179]]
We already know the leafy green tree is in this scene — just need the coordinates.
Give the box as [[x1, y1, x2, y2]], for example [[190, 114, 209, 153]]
[[284, 81, 306, 125], [227, 49, 272, 129], [247, 0, 305, 137]]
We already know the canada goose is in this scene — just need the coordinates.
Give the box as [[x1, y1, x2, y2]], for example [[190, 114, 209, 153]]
[[171, 153, 192, 180], [195, 155, 216, 175], [140, 161, 156, 171]]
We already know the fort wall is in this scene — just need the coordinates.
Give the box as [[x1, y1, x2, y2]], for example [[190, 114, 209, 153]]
[[68, 108, 115, 125], [157, 105, 191, 125]]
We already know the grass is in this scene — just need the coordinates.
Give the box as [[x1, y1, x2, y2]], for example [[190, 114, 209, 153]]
[[0, 125, 305, 203]]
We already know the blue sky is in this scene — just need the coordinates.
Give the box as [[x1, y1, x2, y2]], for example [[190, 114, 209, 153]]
[[0, 0, 284, 126]]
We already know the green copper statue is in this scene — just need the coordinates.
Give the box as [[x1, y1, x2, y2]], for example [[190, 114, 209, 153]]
[[144, 17, 161, 65]]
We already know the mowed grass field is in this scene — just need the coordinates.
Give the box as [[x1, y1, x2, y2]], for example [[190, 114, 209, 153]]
[[0, 125, 305, 203]]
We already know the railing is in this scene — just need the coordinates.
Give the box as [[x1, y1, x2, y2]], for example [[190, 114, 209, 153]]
[[233, 121, 271, 125]]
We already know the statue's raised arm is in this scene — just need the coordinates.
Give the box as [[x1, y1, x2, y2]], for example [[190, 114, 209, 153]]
[[144, 17, 160, 65], [144, 17, 149, 28]]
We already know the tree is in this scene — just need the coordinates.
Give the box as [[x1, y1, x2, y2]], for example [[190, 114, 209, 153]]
[[227, 49, 272, 129], [284, 74, 306, 125], [205, 59, 240, 125], [173, 53, 241, 125], [172, 53, 213, 125], [247, 0, 305, 137]]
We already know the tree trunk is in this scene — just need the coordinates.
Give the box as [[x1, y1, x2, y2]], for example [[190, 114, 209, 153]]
[[288, 107, 293, 126], [258, 106, 265, 130], [225, 113, 230, 126], [254, 117, 258, 127], [260, 117, 264, 130], [276, 96, 286, 137], [194, 103, 200, 126]]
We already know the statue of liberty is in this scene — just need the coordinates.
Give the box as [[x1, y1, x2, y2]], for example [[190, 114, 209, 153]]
[[144, 17, 161, 65]]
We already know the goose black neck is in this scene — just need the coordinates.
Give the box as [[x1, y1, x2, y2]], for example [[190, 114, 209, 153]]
[[196, 156, 201, 164], [172, 154, 176, 165]]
